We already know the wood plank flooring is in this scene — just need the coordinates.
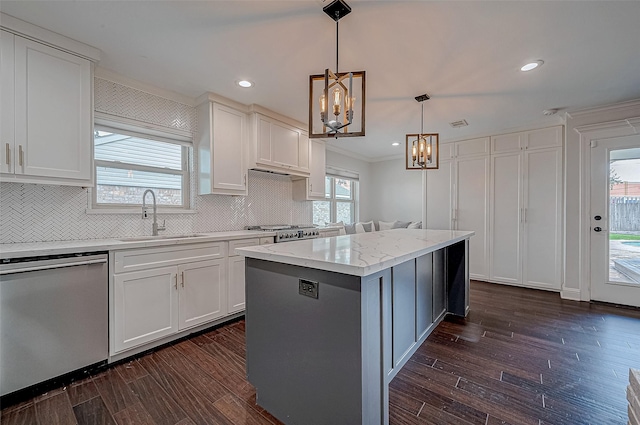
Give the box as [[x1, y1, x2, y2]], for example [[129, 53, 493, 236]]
[[2, 281, 639, 425]]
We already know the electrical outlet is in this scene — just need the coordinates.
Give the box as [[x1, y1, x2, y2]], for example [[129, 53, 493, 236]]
[[299, 279, 318, 299], [142, 208, 149, 219]]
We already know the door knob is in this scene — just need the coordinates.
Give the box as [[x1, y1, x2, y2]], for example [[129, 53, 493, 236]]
[[594, 227, 602, 232], [594, 215, 602, 221]]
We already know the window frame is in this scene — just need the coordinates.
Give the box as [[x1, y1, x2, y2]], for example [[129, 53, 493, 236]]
[[90, 124, 191, 212], [313, 174, 359, 225]]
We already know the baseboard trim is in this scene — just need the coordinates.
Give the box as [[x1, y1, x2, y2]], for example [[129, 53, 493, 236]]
[[561, 288, 582, 301]]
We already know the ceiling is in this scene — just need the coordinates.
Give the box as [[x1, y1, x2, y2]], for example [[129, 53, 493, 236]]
[[2, 1, 640, 161]]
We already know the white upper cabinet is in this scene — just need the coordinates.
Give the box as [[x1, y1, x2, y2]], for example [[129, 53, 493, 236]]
[[249, 110, 311, 177], [491, 126, 562, 154], [196, 100, 248, 196], [1, 30, 93, 186], [293, 139, 326, 201], [1, 30, 15, 175]]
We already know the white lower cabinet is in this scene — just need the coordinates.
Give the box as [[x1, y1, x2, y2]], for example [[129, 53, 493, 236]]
[[227, 237, 273, 314], [113, 266, 179, 353], [111, 241, 230, 355], [178, 259, 227, 329], [228, 256, 247, 314]]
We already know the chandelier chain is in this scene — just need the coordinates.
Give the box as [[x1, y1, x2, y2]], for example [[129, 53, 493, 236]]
[[335, 20, 339, 73]]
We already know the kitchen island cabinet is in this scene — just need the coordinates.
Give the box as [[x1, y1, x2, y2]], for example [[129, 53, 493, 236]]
[[237, 229, 473, 425]]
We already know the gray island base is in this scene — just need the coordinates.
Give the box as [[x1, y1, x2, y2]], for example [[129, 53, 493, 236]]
[[238, 229, 474, 425]]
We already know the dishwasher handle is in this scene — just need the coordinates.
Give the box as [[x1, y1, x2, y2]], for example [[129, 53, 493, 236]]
[[0, 257, 107, 275]]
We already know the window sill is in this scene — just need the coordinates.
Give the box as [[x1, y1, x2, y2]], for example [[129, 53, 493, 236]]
[[85, 208, 197, 215]]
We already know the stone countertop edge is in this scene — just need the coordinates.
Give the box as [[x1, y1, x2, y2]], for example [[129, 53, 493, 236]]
[[0, 230, 276, 260], [236, 228, 475, 277]]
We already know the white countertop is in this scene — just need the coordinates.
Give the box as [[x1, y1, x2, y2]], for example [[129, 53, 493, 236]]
[[236, 228, 475, 277], [0, 230, 275, 260]]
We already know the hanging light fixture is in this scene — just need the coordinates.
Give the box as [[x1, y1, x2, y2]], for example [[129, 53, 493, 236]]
[[309, 0, 365, 139], [406, 94, 439, 170]]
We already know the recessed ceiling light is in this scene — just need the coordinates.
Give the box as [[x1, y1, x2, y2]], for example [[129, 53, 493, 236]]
[[391, 142, 400, 146], [520, 60, 544, 72], [237, 80, 253, 88]]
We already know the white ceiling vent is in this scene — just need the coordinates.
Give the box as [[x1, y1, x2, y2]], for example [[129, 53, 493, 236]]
[[449, 119, 468, 128]]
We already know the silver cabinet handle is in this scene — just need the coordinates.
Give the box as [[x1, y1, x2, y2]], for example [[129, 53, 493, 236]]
[[174, 274, 178, 290], [5, 143, 9, 166], [18, 145, 24, 166], [181, 271, 185, 288]]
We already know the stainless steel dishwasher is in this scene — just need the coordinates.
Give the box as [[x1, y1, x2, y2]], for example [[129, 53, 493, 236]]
[[0, 252, 108, 398]]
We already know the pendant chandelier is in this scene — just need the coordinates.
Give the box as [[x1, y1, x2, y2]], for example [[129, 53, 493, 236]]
[[309, 0, 365, 139], [406, 94, 439, 170]]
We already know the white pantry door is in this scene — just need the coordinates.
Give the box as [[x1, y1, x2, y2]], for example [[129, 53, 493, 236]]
[[590, 134, 640, 307]]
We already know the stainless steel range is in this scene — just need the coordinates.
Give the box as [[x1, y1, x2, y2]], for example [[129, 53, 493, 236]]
[[246, 225, 319, 243]]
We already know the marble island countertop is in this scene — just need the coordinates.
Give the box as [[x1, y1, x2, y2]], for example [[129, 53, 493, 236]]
[[236, 228, 475, 277], [0, 230, 275, 260]]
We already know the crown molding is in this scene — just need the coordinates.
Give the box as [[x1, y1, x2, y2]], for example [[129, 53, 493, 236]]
[[566, 98, 640, 119], [1, 12, 101, 62]]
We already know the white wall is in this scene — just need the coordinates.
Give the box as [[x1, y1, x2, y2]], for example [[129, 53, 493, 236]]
[[368, 158, 422, 222], [325, 149, 373, 221], [563, 99, 640, 300]]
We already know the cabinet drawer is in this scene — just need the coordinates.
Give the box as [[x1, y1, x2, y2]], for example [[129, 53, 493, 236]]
[[229, 238, 261, 256], [114, 242, 226, 273]]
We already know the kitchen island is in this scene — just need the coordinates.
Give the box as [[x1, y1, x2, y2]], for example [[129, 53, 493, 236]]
[[236, 229, 474, 425]]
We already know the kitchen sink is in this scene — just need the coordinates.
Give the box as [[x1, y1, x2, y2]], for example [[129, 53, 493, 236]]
[[119, 234, 209, 242]]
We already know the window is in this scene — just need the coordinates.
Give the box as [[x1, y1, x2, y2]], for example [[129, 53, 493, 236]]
[[313, 175, 358, 225], [93, 127, 189, 209]]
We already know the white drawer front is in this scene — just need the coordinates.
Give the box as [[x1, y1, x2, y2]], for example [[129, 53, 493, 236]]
[[114, 242, 226, 273]]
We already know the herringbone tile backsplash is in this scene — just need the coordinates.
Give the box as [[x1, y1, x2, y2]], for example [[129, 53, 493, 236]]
[[0, 171, 312, 244]]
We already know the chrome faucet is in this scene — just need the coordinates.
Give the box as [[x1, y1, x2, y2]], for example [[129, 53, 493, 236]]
[[142, 189, 166, 236]]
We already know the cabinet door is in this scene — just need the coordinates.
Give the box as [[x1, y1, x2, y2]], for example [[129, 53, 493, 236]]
[[491, 132, 522, 154], [298, 131, 310, 172], [256, 115, 273, 165], [415, 253, 433, 340], [294, 139, 326, 201], [113, 266, 179, 353], [525, 126, 562, 151], [426, 160, 453, 229], [1, 30, 14, 175], [178, 258, 227, 330], [308, 139, 325, 198], [522, 148, 562, 289], [432, 249, 446, 321], [455, 137, 490, 158], [228, 256, 246, 314], [14, 37, 91, 181], [212, 103, 247, 193], [490, 152, 523, 284], [456, 155, 490, 279], [271, 120, 301, 169]]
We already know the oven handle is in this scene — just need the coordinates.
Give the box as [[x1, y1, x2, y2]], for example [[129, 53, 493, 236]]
[[0, 258, 107, 275]]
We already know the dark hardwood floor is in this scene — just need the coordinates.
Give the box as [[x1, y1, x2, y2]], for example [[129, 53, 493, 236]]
[[2, 281, 639, 425]]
